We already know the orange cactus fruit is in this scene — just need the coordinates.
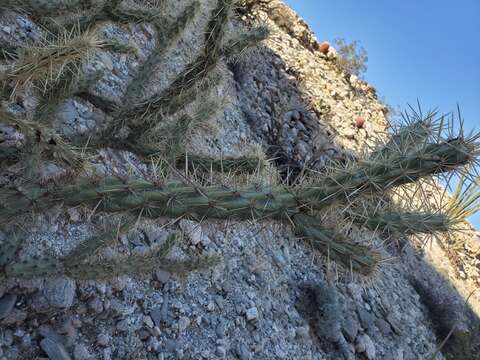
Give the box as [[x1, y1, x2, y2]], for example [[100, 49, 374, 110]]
[[355, 116, 365, 128], [319, 42, 330, 54]]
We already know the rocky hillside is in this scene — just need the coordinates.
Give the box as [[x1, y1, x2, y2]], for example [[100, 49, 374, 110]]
[[0, 1, 479, 359]]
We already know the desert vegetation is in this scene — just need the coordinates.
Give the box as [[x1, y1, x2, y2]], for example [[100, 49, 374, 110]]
[[0, 0, 479, 285]]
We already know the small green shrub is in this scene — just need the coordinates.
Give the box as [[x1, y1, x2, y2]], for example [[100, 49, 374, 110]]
[[333, 38, 368, 77]]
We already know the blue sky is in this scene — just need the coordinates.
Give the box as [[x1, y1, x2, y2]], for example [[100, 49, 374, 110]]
[[284, 0, 480, 228]]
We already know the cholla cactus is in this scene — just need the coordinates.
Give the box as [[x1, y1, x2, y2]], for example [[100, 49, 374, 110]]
[[1, 28, 106, 98], [0, 0, 479, 281], [1, 225, 220, 279]]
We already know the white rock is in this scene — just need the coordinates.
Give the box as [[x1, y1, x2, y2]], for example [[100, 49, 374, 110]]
[[245, 307, 259, 321]]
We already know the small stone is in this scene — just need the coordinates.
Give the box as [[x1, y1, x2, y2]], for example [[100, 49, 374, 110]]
[[245, 307, 258, 321], [375, 318, 392, 335], [177, 317, 190, 332], [155, 269, 171, 284], [153, 326, 161, 337], [116, 319, 129, 332], [0, 293, 17, 320], [137, 328, 151, 341], [143, 315, 154, 328], [110, 276, 127, 292], [215, 346, 226, 358], [357, 308, 374, 330], [344, 129, 356, 139], [66, 208, 81, 222], [355, 334, 376, 360], [342, 316, 359, 342], [97, 333, 110, 347], [236, 343, 251, 360], [40, 338, 72, 360], [43, 278, 76, 309], [88, 297, 103, 314], [73, 344, 92, 360], [295, 326, 310, 340], [150, 307, 163, 327]]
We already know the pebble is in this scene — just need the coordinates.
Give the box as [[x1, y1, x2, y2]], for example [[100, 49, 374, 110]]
[[177, 316, 191, 332], [97, 333, 110, 347], [73, 344, 92, 360], [88, 297, 103, 314], [40, 338, 72, 360], [155, 270, 172, 284], [357, 308, 374, 330], [355, 334, 376, 360], [375, 318, 392, 335], [150, 306, 163, 327], [342, 316, 359, 342], [245, 307, 258, 321], [215, 346, 226, 358], [42, 278, 76, 309], [236, 343, 251, 360], [295, 326, 310, 340], [143, 315, 155, 328]]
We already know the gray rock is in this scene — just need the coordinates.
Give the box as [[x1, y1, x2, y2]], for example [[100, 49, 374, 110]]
[[42, 278, 76, 309], [96, 333, 110, 347], [357, 307, 375, 330], [355, 334, 376, 360], [216, 346, 226, 358], [1, 308, 26, 326], [0, 293, 16, 320], [295, 326, 310, 341], [150, 305, 165, 328], [245, 307, 258, 321], [375, 318, 392, 335], [342, 316, 359, 342], [73, 344, 92, 360], [88, 297, 103, 314], [177, 316, 191, 332], [40, 338, 72, 360], [143, 315, 154, 328], [236, 343, 251, 360], [155, 269, 172, 284]]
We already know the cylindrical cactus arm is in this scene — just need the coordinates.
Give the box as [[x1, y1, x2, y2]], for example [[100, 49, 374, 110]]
[[292, 214, 382, 275], [0, 138, 475, 219], [299, 138, 476, 208], [369, 112, 436, 160], [4, 231, 221, 280], [356, 209, 451, 235]]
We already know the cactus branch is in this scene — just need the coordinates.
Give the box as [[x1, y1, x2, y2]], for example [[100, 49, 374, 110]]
[[292, 213, 382, 275], [4, 230, 221, 279]]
